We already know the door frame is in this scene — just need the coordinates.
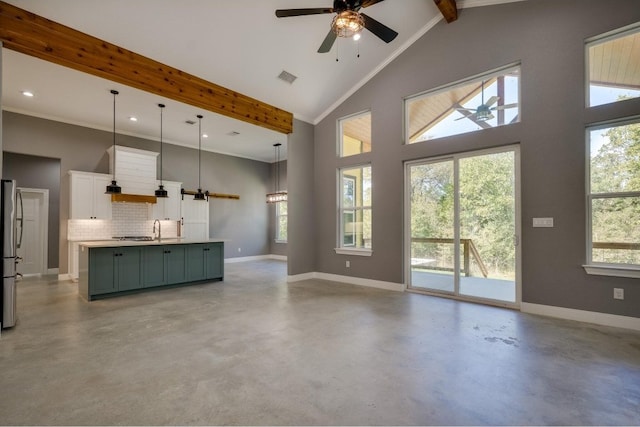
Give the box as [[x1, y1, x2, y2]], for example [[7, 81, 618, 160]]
[[17, 187, 49, 276], [403, 145, 522, 309]]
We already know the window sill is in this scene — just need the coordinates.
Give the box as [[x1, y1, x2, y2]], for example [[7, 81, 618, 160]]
[[583, 264, 640, 279], [334, 248, 373, 257], [274, 240, 287, 244]]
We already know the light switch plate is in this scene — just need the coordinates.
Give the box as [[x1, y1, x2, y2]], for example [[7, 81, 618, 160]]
[[533, 217, 554, 228], [614, 288, 624, 300]]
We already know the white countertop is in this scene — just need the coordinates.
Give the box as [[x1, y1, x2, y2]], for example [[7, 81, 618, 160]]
[[78, 238, 226, 248]]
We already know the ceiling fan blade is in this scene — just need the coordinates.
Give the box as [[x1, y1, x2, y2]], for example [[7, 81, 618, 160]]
[[485, 96, 499, 107], [275, 8, 333, 18], [492, 103, 518, 110], [455, 113, 476, 121], [361, 0, 386, 8], [318, 30, 337, 53], [361, 13, 398, 43], [455, 107, 476, 113]]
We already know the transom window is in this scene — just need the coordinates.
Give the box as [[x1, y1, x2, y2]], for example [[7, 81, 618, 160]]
[[587, 23, 640, 108], [405, 64, 520, 143], [338, 165, 372, 252], [587, 118, 640, 269], [339, 111, 371, 157]]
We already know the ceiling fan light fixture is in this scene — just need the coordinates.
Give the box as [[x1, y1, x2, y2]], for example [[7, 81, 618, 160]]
[[475, 104, 493, 121], [332, 10, 364, 38]]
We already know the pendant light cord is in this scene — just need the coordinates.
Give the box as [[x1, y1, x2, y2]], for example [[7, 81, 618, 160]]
[[111, 89, 118, 180], [197, 115, 203, 190], [159, 104, 164, 185]]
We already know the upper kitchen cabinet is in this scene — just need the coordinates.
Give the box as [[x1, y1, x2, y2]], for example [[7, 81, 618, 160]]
[[151, 181, 182, 221], [69, 171, 113, 219]]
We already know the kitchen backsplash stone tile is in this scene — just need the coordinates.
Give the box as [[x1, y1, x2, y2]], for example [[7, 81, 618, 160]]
[[68, 203, 180, 240]]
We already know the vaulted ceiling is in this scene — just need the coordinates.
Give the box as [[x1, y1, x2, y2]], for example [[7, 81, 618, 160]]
[[1, 0, 526, 162]]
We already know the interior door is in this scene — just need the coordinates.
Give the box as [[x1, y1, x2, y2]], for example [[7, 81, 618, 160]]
[[406, 147, 520, 306], [16, 189, 47, 276]]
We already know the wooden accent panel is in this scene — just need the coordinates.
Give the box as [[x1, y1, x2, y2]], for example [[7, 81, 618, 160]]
[[0, 1, 293, 135], [434, 0, 457, 23], [111, 194, 157, 204]]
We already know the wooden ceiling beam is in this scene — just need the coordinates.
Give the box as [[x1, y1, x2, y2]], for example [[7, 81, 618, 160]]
[[0, 1, 293, 135], [434, 0, 458, 23]]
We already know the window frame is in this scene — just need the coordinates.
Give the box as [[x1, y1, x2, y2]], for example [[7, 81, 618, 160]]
[[335, 164, 373, 256], [585, 21, 640, 108], [403, 62, 521, 144], [337, 110, 372, 158], [275, 201, 287, 243], [583, 116, 640, 278]]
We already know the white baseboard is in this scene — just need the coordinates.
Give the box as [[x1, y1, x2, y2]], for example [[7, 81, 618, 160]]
[[521, 302, 640, 331], [225, 254, 288, 264], [58, 273, 72, 282], [286, 271, 404, 292], [47, 268, 59, 275], [287, 272, 316, 282]]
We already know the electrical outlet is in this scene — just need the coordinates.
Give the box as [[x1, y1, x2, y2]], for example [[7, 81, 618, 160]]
[[237, 247, 241, 253], [533, 217, 554, 228], [346, 260, 350, 268], [613, 288, 624, 300]]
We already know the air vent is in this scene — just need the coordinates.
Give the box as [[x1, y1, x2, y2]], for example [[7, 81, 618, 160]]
[[227, 131, 240, 136], [185, 120, 196, 125], [278, 70, 297, 84]]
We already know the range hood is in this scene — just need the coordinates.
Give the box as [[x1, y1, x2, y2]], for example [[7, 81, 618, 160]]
[[111, 194, 157, 204], [108, 146, 159, 204]]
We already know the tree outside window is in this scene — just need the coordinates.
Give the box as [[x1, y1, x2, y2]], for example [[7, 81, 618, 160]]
[[339, 166, 372, 249]]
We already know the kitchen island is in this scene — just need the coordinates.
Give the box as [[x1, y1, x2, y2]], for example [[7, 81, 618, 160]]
[[78, 239, 224, 301]]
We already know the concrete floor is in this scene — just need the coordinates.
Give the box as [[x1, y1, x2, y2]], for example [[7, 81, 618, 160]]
[[1, 260, 639, 425]]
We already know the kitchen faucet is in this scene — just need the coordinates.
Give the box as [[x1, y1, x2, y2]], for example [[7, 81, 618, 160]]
[[153, 219, 162, 241]]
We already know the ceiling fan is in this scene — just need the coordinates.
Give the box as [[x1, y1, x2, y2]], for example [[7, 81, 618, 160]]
[[455, 81, 518, 122], [275, 0, 398, 53]]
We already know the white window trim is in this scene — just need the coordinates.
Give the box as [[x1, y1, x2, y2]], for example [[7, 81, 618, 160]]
[[337, 164, 372, 252], [585, 117, 640, 276], [275, 202, 287, 244], [334, 248, 373, 256], [403, 62, 521, 144], [585, 21, 640, 108], [337, 110, 371, 158]]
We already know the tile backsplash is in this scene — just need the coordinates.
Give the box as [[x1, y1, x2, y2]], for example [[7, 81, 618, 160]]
[[68, 203, 179, 241]]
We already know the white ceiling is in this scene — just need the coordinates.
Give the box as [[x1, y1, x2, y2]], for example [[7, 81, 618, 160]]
[[1, 0, 523, 162]]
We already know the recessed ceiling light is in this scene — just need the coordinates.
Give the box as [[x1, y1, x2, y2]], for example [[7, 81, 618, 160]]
[[21, 91, 34, 97], [202, 134, 208, 138], [129, 117, 138, 122]]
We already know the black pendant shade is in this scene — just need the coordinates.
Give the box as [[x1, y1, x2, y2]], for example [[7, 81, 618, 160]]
[[105, 89, 122, 194], [194, 189, 206, 200], [106, 180, 122, 194], [155, 103, 168, 198]]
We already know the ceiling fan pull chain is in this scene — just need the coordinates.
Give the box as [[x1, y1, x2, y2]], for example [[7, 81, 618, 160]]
[[336, 38, 339, 62]]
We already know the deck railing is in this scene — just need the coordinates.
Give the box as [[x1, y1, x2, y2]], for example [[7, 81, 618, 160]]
[[411, 237, 489, 278]]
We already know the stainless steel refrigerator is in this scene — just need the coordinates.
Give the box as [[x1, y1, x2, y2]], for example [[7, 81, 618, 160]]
[[2, 179, 22, 329]]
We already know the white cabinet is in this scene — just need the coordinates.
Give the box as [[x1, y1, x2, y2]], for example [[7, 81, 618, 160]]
[[69, 171, 112, 219], [151, 181, 182, 220]]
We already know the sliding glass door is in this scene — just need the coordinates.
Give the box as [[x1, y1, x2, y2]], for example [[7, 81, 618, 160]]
[[406, 147, 520, 306]]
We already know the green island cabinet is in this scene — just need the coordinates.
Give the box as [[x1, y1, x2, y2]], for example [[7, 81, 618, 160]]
[[79, 242, 224, 301]]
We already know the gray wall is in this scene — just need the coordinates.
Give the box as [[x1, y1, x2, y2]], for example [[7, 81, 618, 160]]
[[268, 159, 287, 256], [2, 152, 61, 269], [288, 119, 315, 275], [2, 111, 272, 273], [311, 0, 640, 318]]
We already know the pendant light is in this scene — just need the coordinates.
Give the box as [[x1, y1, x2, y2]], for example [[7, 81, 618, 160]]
[[154, 103, 168, 198], [194, 114, 206, 201], [266, 143, 287, 203], [105, 89, 122, 194]]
